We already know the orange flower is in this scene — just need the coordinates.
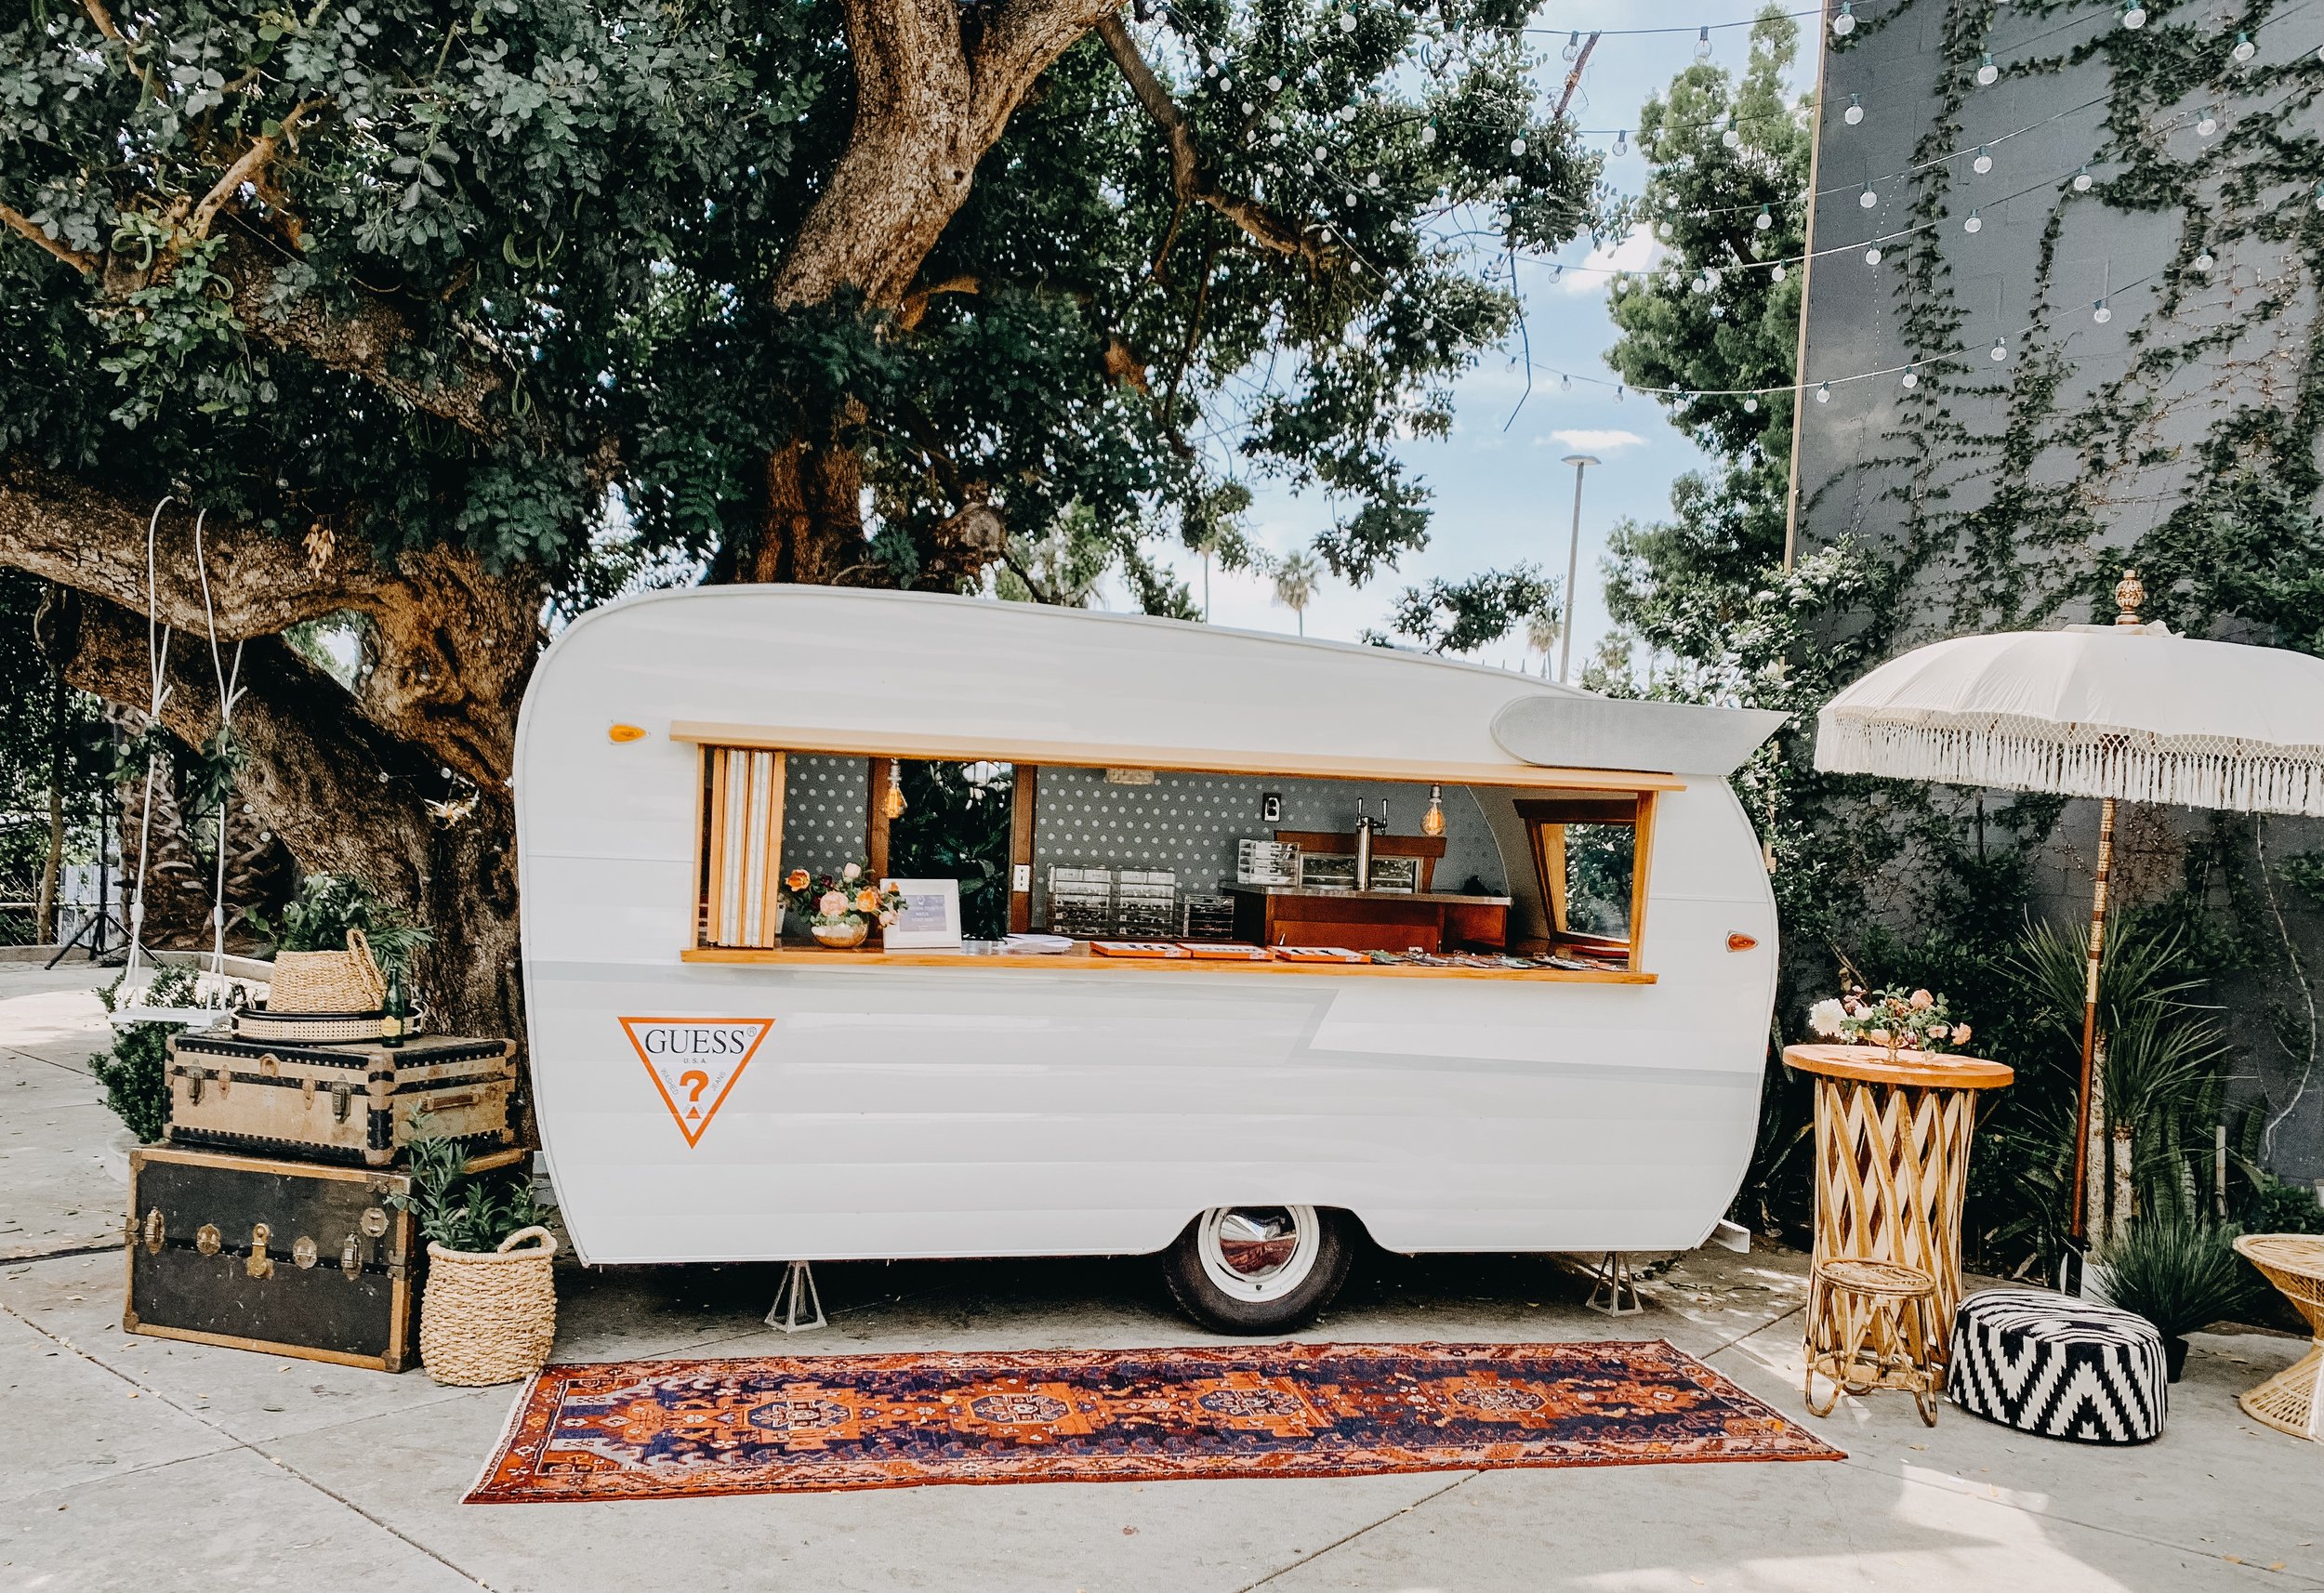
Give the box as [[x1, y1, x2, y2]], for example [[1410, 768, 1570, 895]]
[[786, 869, 810, 891], [853, 889, 881, 914]]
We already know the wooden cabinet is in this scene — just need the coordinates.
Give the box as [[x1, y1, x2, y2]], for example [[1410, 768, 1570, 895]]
[[1227, 887, 1509, 954]]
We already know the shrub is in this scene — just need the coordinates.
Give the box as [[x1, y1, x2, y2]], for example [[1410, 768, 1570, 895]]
[[251, 874, 431, 976], [90, 964, 198, 1142], [390, 1127, 540, 1255], [2100, 1215, 2261, 1340], [2239, 1172, 2324, 1236]]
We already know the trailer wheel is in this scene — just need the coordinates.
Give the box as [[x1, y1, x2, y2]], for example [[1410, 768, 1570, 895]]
[[1162, 1205, 1353, 1335]]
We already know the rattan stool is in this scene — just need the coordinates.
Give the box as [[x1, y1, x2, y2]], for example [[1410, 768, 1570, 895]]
[[1806, 1257, 1942, 1426], [2232, 1234, 2324, 1442]]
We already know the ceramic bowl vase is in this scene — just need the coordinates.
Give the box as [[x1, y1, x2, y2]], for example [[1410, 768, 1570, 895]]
[[812, 919, 871, 949]]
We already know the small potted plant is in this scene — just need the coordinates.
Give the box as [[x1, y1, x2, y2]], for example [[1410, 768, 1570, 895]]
[[2101, 1215, 2260, 1381], [781, 861, 904, 949], [1808, 983, 1972, 1062], [395, 1130, 558, 1387]]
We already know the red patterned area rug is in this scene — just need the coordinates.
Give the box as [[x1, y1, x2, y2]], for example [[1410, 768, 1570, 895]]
[[467, 1339, 1841, 1503]]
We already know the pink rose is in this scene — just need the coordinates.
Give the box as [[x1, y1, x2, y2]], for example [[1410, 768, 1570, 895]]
[[818, 890, 847, 915], [1910, 989, 1934, 1009], [842, 862, 861, 881], [1867, 1028, 1892, 1047], [1927, 1023, 1949, 1040], [1953, 1023, 1971, 1046]]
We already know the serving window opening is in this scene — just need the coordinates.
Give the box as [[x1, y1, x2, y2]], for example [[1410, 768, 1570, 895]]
[[1515, 793, 1656, 973]]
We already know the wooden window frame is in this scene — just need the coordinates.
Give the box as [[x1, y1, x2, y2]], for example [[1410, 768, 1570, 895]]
[[1515, 791, 1657, 975]]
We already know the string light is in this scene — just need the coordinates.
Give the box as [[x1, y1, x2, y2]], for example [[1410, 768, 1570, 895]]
[[1962, 208, 1983, 232], [2093, 297, 2112, 323], [1422, 784, 1446, 837], [2073, 165, 2093, 191], [882, 762, 907, 820], [1858, 183, 1878, 208], [1614, 129, 1629, 156], [1696, 25, 1711, 59], [2120, 2, 2146, 29], [1419, 122, 1436, 145], [1771, 262, 1788, 280], [1563, 29, 1580, 61], [1975, 52, 1998, 86], [1337, 9, 1355, 32], [1510, 137, 1526, 155], [1990, 337, 2009, 362], [2231, 31, 2255, 63], [1865, 245, 1882, 264], [1973, 144, 1993, 174], [1744, 396, 1758, 412], [1901, 364, 1920, 388], [1816, 381, 1831, 402], [1755, 204, 1773, 230], [1722, 116, 1740, 148], [2197, 106, 2217, 137], [2193, 250, 2215, 272], [1843, 93, 1864, 125], [1831, 3, 1855, 37]]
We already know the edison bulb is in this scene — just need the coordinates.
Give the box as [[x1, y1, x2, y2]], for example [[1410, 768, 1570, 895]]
[[1901, 366, 1919, 388], [1973, 145, 1993, 174], [1990, 338, 2008, 362], [2121, 4, 2146, 28], [2093, 299, 2112, 323], [1962, 209, 1983, 233], [1859, 185, 1878, 208], [1865, 246, 1882, 265], [1843, 94, 1864, 125], [1816, 381, 1831, 403], [2232, 32, 2255, 62], [2193, 250, 2214, 272], [2073, 165, 2093, 191], [1975, 54, 1998, 86], [1831, 2, 1855, 36]]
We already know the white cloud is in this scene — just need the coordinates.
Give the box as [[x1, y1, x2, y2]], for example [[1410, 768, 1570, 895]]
[[1548, 428, 1647, 453], [1559, 224, 1663, 296]]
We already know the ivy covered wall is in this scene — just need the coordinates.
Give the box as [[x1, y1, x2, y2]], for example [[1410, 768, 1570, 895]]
[[1792, 0, 2324, 1180]]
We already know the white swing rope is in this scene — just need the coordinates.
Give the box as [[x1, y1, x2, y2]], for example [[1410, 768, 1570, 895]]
[[113, 496, 176, 1017], [191, 507, 246, 1000]]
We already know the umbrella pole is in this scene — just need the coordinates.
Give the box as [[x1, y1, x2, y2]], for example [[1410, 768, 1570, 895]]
[[2068, 796, 2117, 1248]]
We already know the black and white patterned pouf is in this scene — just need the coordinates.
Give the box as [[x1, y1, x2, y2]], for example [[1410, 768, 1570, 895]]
[[1948, 1288, 2167, 1443]]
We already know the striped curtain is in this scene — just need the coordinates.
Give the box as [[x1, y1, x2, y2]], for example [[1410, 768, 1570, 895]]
[[701, 747, 786, 947]]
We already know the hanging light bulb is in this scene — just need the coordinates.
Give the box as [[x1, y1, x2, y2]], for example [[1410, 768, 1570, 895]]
[[882, 761, 907, 820], [1755, 204, 1773, 230], [1696, 25, 1711, 59], [1338, 8, 1356, 31], [1419, 122, 1436, 145], [1771, 262, 1788, 281], [1962, 208, 1983, 232], [1844, 93, 1865, 125], [1614, 129, 1629, 156], [1990, 336, 2008, 362], [1975, 52, 1998, 86], [1858, 183, 1878, 208], [1723, 116, 1740, 148], [1816, 381, 1831, 403], [1615, 384, 1625, 402], [1563, 29, 1580, 61], [1901, 364, 1920, 388], [1510, 136, 1526, 156], [2091, 297, 2112, 323], [2120, 2, 2146, 28], [1831, 2, 1855, 37], [1559, 372, 1572, 391], [2232, 31, 2255, 62], [1973, 144, 1993, 174], [1422, 783, 1446, 837], [2197, 106, 2218, 136], [1865, 245, 1883, 264], [2193, 249, 2215, 272], [1744, 396, 1759, 413], [2073, 165, 2093, 191]]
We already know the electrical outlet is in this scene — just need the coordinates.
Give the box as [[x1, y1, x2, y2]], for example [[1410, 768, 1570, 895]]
[[1261, 794, 1283, 823], [1011, 863, 1032, 892]]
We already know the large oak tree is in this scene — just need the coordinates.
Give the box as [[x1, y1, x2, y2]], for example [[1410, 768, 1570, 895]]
[[2, 0, 1600, 1035]]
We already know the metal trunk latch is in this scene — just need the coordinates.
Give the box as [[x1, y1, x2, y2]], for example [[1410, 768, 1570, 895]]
[[185, 1068, 206, 1106], [195, 1222, 222, 1257], [331, 1082, 354, 1123], [339, 1233, 363, 1278], [244, 1223, 274, 1279], [142, 1208, 165, 1255]]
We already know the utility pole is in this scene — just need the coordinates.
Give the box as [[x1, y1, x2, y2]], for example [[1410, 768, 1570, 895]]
[[1557, 454, 1599, 685]]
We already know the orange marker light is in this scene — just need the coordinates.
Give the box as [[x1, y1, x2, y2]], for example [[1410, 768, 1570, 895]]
[[609, 724, 647, 744], [1726, 933, 1759, 953]]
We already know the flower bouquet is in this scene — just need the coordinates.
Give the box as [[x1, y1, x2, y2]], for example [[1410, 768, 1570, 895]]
[[780, 862, 905, 949], [1808, 984, 1971, 1062]]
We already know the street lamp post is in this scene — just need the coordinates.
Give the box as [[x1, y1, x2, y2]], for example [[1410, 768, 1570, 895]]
[[1557, 454, 1599, 684]]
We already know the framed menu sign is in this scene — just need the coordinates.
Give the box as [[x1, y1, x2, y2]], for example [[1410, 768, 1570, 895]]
[[881, 878, 963, 950]]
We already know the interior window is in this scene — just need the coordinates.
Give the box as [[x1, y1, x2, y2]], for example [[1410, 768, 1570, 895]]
[[1518, 794, 1651, 963]]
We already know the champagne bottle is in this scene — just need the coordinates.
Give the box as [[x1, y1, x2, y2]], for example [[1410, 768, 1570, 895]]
[[381, 965, 408, 1048]]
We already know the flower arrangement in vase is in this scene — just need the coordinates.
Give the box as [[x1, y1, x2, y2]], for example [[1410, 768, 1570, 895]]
[[1808, 984, 1971, 1062], [781, 862, 905, 949]]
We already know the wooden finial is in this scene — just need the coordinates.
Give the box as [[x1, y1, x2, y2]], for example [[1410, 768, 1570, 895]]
[[2113, 568, 2145, 626]]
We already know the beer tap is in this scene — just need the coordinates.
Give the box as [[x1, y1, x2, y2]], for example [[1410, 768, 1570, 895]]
[[1354, 799, 1376, 892]]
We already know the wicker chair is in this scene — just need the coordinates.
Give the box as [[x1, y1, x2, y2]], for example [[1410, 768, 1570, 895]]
[[1805, 1257, 1942, 1427], [2232, 1234, 2324, 1442]]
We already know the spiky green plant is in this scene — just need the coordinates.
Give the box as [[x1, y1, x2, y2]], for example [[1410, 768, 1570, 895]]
[[2100, 1216, 2260, 1341], [390, 1126, 540, 1256]]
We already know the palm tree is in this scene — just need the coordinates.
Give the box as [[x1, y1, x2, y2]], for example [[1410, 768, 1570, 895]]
[[1526, 612, 1561, 677], [1272, 549, 1322, 636]]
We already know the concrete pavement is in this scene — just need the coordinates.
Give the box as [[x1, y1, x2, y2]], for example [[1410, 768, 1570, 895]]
[[3, 963, 2318, 1593]]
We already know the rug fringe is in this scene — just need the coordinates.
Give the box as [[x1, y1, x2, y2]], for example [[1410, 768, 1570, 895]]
[[465, 1366, 554, 1505]]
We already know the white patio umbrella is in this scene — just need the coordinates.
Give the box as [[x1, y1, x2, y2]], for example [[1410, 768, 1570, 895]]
[[1814, 573, 2324, 1245]]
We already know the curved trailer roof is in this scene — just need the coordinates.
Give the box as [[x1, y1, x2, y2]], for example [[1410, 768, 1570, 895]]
[[525, 586, 1783, 783]]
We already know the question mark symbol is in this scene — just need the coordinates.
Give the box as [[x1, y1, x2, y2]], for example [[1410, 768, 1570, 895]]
[[679, 1069, 709, 1108]]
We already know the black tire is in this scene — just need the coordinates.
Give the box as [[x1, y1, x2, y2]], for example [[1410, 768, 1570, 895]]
[[1161, 1205, 1356, 1335]]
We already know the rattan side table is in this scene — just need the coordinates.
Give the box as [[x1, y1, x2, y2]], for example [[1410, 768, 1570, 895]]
[[2232, 1233, 2324, 1442]]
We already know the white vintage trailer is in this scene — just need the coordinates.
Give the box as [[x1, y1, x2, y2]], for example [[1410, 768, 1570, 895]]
[[514, 586, 1786, 1330]]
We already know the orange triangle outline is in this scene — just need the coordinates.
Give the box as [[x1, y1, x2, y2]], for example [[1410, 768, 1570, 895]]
[[619, 1017, 773, 1149]]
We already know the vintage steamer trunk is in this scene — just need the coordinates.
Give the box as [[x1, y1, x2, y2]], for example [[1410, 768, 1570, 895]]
[[164, 1032, 518, 1166], [125, 1145, 529, 1371]]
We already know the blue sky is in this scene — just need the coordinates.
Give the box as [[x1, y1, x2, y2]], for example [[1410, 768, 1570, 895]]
[[1103, 2, 1810, 672]]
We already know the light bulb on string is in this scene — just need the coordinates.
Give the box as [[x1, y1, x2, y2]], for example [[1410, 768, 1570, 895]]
[[2073, 165, 2093, 191], [883, 762, 907, 820], [1975, 52, 1998, 86], [1962, 208, 1983, 233], [1419, 122, 1436, 145], [2314, 181, 2324, 211], [1755, 204, 1773, 230], [1901, 364, 1919, 388], [2197, 106, 2217, 137], [1510, 137, 1525, 156], [1844, 93, 1865, 125], [1615, 385, 1625, 402], [2093, 297, 2112, 323], [2193, 250, 2214, 272], [1722, 116, 1740, 148], [1696, 25, 1711, 59], [1337, 9, 1355, 31], [1614, 129, 1629, 156], [1990, 337, 2008, 362], [1858, 183, 1878, 208], [1973, 144, 1993, 174], [1816, 381, 1831, 403], [1422, 784, 1446, 837], [1831, 2, 1855, 37], [1865, 245, 1882, 264], [2232, 31, 2255, 62], [1562, 29, 1579, 61], [1559, 372, 1572, 391], [1744, 396, 1759, 413], [1772, 262, 1788, 281], [2120, 2, 2145, 28]]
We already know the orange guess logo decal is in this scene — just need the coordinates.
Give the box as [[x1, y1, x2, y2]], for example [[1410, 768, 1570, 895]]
[[619, 1018, 773, 1148]]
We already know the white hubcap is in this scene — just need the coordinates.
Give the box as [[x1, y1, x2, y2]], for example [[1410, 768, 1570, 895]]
[[1196, 1205, 1321, 1302]]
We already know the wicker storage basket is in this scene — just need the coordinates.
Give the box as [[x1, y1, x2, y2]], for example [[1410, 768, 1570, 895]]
[[420, 1224, 559, 1386], [269, 926, 389, 1014]]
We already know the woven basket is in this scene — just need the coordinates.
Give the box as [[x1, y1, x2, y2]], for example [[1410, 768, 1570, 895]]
[[269, 926, 389, 1014], [421, 1224, 559, 1387]]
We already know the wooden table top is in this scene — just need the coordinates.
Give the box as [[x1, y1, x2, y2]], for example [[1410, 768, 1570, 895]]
[[1781, 1043, 2014, 1091]]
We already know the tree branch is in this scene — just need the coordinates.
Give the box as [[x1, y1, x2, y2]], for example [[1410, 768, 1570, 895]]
[[0, 201, 97, 273], [190, 99, 324, 242], [970, 0, 1125, 146], [1094, 14, 1336, 270], [896, 274, 979, 331], [79, 0, 125, 44]]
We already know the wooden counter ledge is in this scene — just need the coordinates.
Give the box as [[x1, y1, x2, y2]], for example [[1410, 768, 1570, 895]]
[[679, 943, 1656, 983]]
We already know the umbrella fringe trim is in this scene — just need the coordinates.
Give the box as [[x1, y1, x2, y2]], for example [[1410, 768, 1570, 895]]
[[1816, 714, 2324, 818]]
